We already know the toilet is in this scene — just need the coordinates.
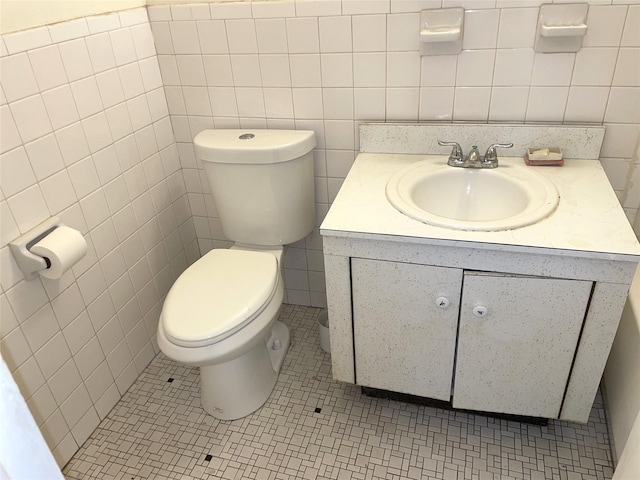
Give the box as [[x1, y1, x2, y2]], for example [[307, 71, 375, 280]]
[[157, 129, 316, 420]]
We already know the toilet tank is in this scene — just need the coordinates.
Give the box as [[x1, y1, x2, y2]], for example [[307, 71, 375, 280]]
[[194, 129, 316, 246]]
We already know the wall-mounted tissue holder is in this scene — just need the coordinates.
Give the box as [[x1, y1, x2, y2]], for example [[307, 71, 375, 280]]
[[420, 8, 464, 56], [10, 217, 87, 281], [535, 3, 589, 53]]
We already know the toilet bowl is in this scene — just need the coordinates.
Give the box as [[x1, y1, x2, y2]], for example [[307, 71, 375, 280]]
[[157, 246, 289, 420], [157, 129, 316, 420]]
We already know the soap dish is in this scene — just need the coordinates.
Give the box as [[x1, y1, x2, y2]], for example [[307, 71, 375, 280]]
[[525, 147, 564, 166]]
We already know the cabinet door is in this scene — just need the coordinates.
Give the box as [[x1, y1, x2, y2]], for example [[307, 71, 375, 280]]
[[453, 272, 592, 418], [352, 258, 463, 401]]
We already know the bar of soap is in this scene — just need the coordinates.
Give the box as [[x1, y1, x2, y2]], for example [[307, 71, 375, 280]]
[[527, 147, 563, 161]]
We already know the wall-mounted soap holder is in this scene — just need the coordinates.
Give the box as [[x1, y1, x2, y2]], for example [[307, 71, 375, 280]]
[[420, 8, 464, 56], [535, 3, 589, 53]]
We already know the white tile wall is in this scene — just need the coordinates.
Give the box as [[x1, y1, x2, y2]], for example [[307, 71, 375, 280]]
[[1, 0, 639, 470], [0, 7, 197, 469]]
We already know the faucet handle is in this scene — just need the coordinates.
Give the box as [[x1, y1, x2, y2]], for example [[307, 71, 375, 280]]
[[484, 143, 514, 163], [438, 140, 463, 164]]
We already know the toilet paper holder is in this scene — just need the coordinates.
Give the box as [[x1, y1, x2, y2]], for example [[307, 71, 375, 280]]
[[10, 216, 65, 280]]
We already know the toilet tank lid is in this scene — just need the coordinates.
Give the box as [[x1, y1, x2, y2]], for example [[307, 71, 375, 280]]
[[194, 129, 316, 164]]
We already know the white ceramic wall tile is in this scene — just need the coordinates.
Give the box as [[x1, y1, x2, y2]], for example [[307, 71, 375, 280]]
[[493, 49, 535, 86], [489, 86, 529, 122], [95, 69, 125, 109], [613, 48, 640, 86], [24, 134, 64, 181], [354, 88, 386, 120], [320, 53, 353, 87], [343, 0, 390, 14], [526, 86, 570, 122], [49, 19, 89, 43], [58, 39, 94, 82], [0, 53, 39, 102], [169, 21, 201, 55], [196, 20, 228, 55], [0, 105, 21, 154], [82, 113, 113, 153], [235, 87, 266, 117], [131, 24, 156, 60], [604, 87, 640, 124], [386, 87, 419, 120], [322, 88, 354, 119], [175, 55, 206, 86], [419, 86, 455, 121], [353, 52, 386, 88], [565, 86, 609, 123], [572, 48, 618, 86], [386, 13, 420, 51], [387, 51, 421, 87], [294, 0, 342, 17], [462, 9, 500, 50], [210, 1, 252, 20], [290, 54, 322, 87], [286, 17, 319, 53], [583, 5, 627, 47], [85, 33, 117, 74], [319, 16, 352, 53], [352, 15, 387, 52], [456, 50, 496, 86], [0, 147, 36, 198], [259, 55, 292, 87], [420, 54, 457, 87], [28, 45, 69, 91], [453, 86, 491, 121], [105, 103, 134, 142], [70, 77, 104, 119], [263, 87, 294, 118], [252, 0, 296, 18], [41, 85, 81, 130], [119, 9, 148, 28], [118, 63, 145, 99], [3, 27, 51, 55], [531, 53, 576, 86], [497, 7, 538, 49], [621, 6, 640, 47], [230, 55, 263, 87], [39, 170, 77, 214], [225, 19, 258, 54], [255, 19, 288, 54], [87, 12, 121, 34]]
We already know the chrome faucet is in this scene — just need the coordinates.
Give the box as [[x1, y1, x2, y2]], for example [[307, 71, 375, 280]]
[[438, 140, 513, 168]]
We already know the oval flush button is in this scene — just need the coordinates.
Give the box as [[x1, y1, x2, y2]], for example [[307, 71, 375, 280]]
[[239, 133, 255, 140]]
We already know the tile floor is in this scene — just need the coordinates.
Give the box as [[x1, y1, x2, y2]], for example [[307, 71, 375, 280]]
[[63, 304, 614, 480]]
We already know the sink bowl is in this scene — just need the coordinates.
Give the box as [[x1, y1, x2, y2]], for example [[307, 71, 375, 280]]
[[386, 160, 559, 231]]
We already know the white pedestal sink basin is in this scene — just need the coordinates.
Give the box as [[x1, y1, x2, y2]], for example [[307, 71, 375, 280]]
[[386, 160, 560, 231]]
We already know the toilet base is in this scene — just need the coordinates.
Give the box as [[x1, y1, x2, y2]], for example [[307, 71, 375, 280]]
[[200, 321, 290, 420]]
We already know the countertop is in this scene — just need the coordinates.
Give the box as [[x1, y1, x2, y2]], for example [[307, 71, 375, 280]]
[[320, 153, 640, 262]]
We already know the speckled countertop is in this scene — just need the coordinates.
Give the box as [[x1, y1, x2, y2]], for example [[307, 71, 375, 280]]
[[321, 125, 640, 262]]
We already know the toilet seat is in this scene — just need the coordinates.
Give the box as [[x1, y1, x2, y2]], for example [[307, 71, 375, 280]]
[[161, 249, 279, 348]]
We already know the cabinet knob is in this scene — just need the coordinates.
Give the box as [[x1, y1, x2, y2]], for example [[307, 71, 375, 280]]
[[473, 305, 488, 317], [436, 296, 450, 308]]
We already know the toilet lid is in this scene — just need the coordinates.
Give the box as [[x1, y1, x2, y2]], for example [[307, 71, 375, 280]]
[[161, 249, 278, 347]]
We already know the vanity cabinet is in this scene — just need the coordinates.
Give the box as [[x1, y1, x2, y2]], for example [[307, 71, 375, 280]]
[[351, 258, 592, 419], [320, 124, 640, 423]]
